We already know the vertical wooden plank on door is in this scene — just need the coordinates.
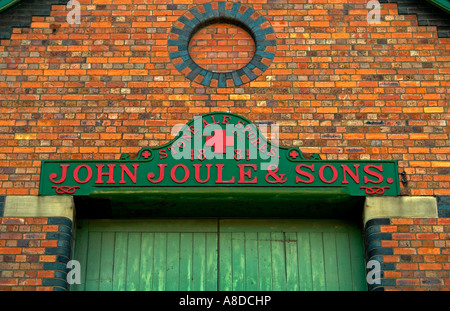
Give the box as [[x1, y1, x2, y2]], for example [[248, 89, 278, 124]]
[[231, 232, 245, 291], [99, 232, 115, 291], [85, 232, 101, 291], [244, 232, 258, 291], [297, 232, 312, 291], [335, 232, 353, 291], [349, 226, 367, 291], [205, 232, 218, 291], [285, 232, 299, 291], [126, 232, 141, 291], [310, 232, 326, 291], [271, 232, 286, 291], [193, 233, 206, 290], [219, 232, 232, 291], [112, 232, 128, 291], [72, 220, 89, 291], [323, 232, 339, 291], [179, 233, 193, 291], [166, 233, 180, 291], [257, 232, 272, 291], [153, 232, 167, 291], [140, 233, 154, 291]]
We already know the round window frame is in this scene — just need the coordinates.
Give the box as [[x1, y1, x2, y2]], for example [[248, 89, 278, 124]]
[[168, 1, 277, 88]]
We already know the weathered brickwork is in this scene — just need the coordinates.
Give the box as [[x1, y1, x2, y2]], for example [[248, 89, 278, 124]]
[[0, 0, 68, 39], [0, 0, 448, 196], [0, 0, 449, 292], [0, 217, 73, 291], [365, 217, 450, 291], [189, 23, 255, 73], [379, 0, 450, 38]]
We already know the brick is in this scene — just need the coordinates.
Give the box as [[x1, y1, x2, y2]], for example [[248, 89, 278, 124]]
[[397, 263, 418, 270], [417, 248, 441, 255], [419, 263, 442, 270], [393, 233, 415, 240], [0, 248, 22, 255], [417, 233, 439, 240]]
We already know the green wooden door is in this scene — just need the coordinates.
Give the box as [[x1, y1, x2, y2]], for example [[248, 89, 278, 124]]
[[72, 219, 218, 291], [73, 219, 366, 291], [218, 219, 366, 291]]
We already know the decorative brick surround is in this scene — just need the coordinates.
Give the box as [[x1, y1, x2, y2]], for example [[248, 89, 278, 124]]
[[168, 1, 276, 87]]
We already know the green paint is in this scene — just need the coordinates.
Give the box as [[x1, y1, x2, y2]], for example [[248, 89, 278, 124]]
[[78, 187, 365, 220], [99, 232, 114, 291], [244, 232, 259, 291], [218, 232, 232, 291], [73, 219, 367, 291], [85, 232, 101, 291], [40, 112, 400, 198], [323, 232, 339, 291], [257, 232, 273, 291], [297, 232, 313, 291], [139, 233, 154, 290], [166, 233, 180, 291], [231, 232, 245, 291], [179, 233, 193, 291], [0, 0, 21, 13], [112, 232, 127, 291], [126, 233, 141, 291], [426, 0, 450, 13], [285, 232, 300, 291]]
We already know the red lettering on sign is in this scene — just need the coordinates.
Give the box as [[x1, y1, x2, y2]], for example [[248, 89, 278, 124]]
[[171, 164, 189, 183], [295, 164, 315, 184], [181, 133, 192, 142], [242, 124, 253, 133], [95, 164, 116, 184], [222, 115, 231, 125], [215, 164, 235, 184], [147, 164, 167, 184], [318, 164, 338, 184], [119, 164, 139, 184], [205, 129, 234, 154], [250, 138, 259, 147], [341, 164, 360, 184], [194, 164, 211, 184], [364, 164, 383, 184], [49, 164, 69, 184], [238, 164, 257, 184], [73, 165, 93, 184], [188, 125, 198, 135], [159, 149, 168, 160], [211, 115, 220, 124], [267, 148, 276, 158], [235, 120, 246, 129], [258, 143, 267, 153]]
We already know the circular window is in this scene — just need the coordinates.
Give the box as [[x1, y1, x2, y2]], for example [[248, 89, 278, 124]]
[[168, 1, 277, 88], [189, 23, 255, 73]]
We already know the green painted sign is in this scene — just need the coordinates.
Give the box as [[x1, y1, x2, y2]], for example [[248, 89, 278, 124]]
[[39, 112, 400, 196]]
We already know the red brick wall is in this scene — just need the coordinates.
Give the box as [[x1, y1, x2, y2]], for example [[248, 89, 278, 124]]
[[0, 217, 72, 291], [367, 217, 450, 290], [0, 0, 449, 196], [189, 23, 255, 73]]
